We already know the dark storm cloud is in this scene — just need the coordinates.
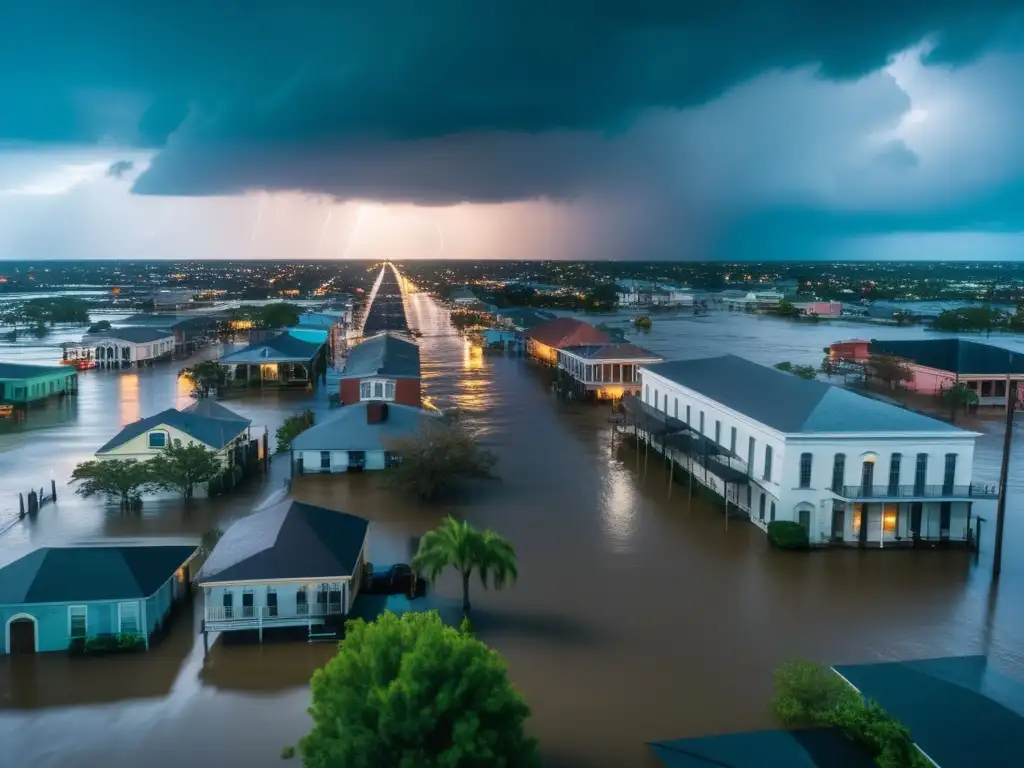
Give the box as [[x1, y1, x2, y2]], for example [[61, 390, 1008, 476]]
[[106, 160, 135, 179], [2, 2, 1021, 192]]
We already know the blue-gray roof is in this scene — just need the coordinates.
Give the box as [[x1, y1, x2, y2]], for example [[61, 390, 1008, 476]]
[[97, 403, 251, 453], [650, 728, 873, 767], [644, 355, 967, 434], [197, 500, 368, 583], [870, 338, 1024, 375], [0, 362, 71, 380], [291, 402, 436, 452], [88, 326, 175, 344], [340, 333, 420, 379], [219, 332, 323, 364], [0, 545, 197, 604]]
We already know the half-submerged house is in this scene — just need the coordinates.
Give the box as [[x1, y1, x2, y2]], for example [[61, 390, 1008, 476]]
[[0, 363, 78, 406], [96, 400, 253, 470], [219, 331, 327, 390], [338, 332, 421, 406], [291, 400, 437, 474], [556, 342, 663, 400], [64, 327, 176, 368], [0, 544, 198, 654], [197, 500, 369, 644], [524, 317, 611, 365]]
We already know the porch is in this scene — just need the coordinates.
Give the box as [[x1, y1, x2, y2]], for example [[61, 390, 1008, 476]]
[[203, 603, 340, 632]]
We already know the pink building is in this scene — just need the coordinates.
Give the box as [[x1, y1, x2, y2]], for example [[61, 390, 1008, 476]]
[[796, 300, 842, 317], [869, 338, 1024, 410]]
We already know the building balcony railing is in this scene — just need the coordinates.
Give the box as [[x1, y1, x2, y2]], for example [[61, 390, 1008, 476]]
[[833, 484, 999, 501], [204, 604, 343, 630]]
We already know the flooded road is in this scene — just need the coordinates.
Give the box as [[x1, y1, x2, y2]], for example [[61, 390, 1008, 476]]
[[2, 290, 1024, 767]]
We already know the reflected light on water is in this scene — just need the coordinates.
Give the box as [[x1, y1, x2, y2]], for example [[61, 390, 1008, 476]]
[[463, 339, 483, 371], [599, 452, 638, 554], [175, 370, 194, 408], [118, 374, 140, 424]]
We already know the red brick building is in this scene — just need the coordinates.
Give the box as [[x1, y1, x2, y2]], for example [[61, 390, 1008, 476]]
[[338, 333, 421, 407]]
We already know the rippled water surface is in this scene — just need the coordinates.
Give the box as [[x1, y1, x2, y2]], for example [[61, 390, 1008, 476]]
[[2, 285, 1024, 767]]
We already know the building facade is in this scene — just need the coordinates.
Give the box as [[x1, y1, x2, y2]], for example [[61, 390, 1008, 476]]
[[338, 333, 421, 407], [0, 363, 78, 405], [557, 343, 663, 400], [65, 327, 176, 368], [524, 317, 612, 365], [638, 355, 995, 548]]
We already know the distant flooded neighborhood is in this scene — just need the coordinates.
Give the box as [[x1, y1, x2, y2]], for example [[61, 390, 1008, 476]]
[[2, 260, 1024, 767]]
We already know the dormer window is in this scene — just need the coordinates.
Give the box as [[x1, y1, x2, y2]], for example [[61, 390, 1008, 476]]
[[148, 431, 168, 448], [360, 379, 396, 402]]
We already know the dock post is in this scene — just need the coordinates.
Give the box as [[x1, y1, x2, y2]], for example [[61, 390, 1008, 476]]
[[27, 490, 38, 515], [18, 493, 25, 518], [51, 479, 57, 502]]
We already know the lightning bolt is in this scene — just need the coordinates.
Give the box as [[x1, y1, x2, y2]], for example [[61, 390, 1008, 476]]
[[316, 210, 334, 251], [342, 205, 367, 259]]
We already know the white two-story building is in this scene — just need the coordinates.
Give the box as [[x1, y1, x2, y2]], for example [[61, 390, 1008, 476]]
[[637, 355, 997, 548]]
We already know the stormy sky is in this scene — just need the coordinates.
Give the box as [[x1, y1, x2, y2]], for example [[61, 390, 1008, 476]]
[[1, 2, 1023, 261]]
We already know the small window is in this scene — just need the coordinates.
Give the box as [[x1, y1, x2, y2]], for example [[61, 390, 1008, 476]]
[[686, 405, 691, 425], [320, 451, 331, 469], [69, 605, 87, 639], [359, 380, 371, 399], [699, 411, 705, 435], [832, 453, 846, 493], [654, 389, 659, 409], [730, 427, 737, 454], [148, 431, 167, 449], [882, 504, 898, 533], [799, 453, 812, 488], [759, 494, 766, 520], [714, 420, 721, 446], [118, 602, 140, 635], [674, 399, 679, 419], [373, 381, 384, 398], [770, 501, 776, 522], [385, 381, 396, 400], [763, 445, 773, 482]]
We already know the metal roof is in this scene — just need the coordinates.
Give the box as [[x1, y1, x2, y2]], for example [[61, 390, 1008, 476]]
[[291, 401, 436, 452], [650, 728, 873, 767], [525, 317, 612, 348], [219, 332, 323, 364], [0, 545, 197, 604], [97, 404, 251, 453], [340, 333, 421, 379], [562, 342, 661, 361], [869, 338, 1024, 375], [197, 500, 368, 583], [643, 355, 968, 435], [0, 362, 71, 380], [87, 326, 176, 344]]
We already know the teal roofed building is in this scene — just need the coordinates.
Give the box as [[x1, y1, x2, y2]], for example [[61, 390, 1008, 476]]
[[219, 331, 327, 390], [1, 544, 199, 654], [0, 362, 78, 405]]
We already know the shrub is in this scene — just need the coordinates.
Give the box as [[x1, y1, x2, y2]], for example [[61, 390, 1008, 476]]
[[767, 520, 810, 550], [773, 660, 931, 768]]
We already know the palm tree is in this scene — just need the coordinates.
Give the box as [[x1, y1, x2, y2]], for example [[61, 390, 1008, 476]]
[[412, 517, 518, 613]]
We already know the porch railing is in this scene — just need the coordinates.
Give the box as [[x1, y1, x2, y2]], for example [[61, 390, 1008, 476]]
[[835, 484, 998, 501], [204, 603, 343, 627]]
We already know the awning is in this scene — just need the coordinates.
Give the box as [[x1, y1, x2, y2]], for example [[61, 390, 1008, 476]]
[[621, 395, 687, 435]]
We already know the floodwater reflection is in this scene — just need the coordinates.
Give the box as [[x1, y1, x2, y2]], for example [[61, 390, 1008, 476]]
[[1, 299, 1024, 767]]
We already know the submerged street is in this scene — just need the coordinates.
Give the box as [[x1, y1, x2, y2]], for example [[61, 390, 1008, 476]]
[[1, 278, 1024, 767]]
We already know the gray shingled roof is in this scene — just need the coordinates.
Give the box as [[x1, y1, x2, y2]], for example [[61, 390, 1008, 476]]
[[0, 362, 70, 380], [562, 342, 662, 361], [97, 404, 251, 453], [643, 355, 967, 434], [291, 401, 436, 452], [219, 332, 323, 364], [197, 500, 368, 583], [870, 338, 1024, 376], [340, 333, 421, 379], [87, 326, 176, 344], [0, 545, 197, 604]]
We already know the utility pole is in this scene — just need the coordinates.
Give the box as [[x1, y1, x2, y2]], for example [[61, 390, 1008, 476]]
[[992, 365, 1016, 579]]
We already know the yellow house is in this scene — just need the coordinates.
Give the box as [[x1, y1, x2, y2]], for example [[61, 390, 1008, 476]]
[[96, 400, 252, 466]]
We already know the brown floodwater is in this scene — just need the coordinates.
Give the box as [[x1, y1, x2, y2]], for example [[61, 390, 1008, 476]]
[[2, 284, 1024, 767]]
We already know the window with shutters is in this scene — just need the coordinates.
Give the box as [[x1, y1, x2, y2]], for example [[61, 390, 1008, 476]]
[[118, 602, 140, 635]]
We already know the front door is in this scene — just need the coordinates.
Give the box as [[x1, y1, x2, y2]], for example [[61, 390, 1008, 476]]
[[831, 506, 845, 541], [242, 591, 254, 618], [8, 618, 36, 654], [223, 592, 234, 619]]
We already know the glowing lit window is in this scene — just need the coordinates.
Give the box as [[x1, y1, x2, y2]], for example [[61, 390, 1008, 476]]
[[852, 504, 863, 534], [883, 504, 898, 533]]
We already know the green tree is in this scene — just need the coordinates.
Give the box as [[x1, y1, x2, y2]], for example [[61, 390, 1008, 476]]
[[70, 459, 152, 508], [299, 611, 539, 768], [179, 360, 229, 399], [413, 517, 518, 613], [868, 354, 914, 390], [276, 410, 314, 453], [774, 361, 793, 372], [773, 299, 800, 318], [584, 283, 619, 311], [941, 382, 979, 422], [147, 440, 224, 498], [199, 527, 224, 556], [772, 659, 860, 726], [382, 418, 498, 500]]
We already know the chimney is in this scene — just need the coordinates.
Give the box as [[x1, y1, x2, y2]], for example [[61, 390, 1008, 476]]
[[366, 401, 388, 424]]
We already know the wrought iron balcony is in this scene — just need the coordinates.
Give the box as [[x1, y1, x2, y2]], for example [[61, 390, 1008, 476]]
[[834, 484, 999, 501]]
